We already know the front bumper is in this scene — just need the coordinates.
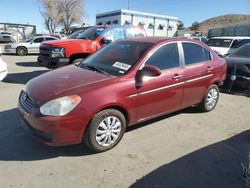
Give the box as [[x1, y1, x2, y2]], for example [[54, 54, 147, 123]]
[[4, 48, 16, 54], [18, 102, 89, 146], [38, 56, 69, 69]]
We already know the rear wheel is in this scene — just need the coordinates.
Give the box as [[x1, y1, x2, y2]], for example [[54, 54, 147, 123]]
[[16, 47, 27, 56], [199, 85, 219, 112], [84, 109, 126, 152]]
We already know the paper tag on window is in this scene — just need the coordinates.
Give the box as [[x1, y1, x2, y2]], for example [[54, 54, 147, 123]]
[[113, 62, 131, 71]]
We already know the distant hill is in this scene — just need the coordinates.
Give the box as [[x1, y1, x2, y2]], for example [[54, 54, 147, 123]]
[[187, 14, 250, 34]]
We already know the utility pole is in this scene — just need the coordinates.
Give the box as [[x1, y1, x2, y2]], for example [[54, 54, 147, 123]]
[[128, 0, 131, 10]]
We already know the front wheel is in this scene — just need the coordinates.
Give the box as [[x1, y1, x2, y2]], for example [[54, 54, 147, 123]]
[[198, 85, 219, 112], [84, 109, 126, 152], [16, 47, 27, 56]]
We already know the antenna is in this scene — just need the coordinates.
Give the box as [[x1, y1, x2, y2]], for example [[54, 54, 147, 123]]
[[128, 0, 131, 10]]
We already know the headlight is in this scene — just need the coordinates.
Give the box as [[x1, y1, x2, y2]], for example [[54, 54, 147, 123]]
[[40, 95, 81, 116], [51, 48, 65, 58]]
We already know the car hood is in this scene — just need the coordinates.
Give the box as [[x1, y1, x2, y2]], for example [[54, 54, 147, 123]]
[[42, 39, 93, 47], [25, 65, 112, 104], [225, 56, 250, 65]]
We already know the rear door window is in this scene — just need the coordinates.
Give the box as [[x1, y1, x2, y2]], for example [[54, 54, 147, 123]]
[[182, 42, 211, 65], [145, 43, 179, 70], [45, 37, 57, 41], [33, 37, 44, 43]]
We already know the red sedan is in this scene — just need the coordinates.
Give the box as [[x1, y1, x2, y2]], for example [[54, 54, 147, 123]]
[[18, 37, 227, 152]]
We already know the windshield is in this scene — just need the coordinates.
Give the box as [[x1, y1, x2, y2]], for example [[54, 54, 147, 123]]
[[78, 41, 153, 76], [229, 45, 250, 58], [207, 39, 232, 47], [68, 30, 84, 39], [77, 27, 105, 40], [25, 38, 33, 42]]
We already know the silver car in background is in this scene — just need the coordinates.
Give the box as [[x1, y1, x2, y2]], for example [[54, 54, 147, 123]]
[[0, 32, 14, 43], [4, 36, 59, 55]]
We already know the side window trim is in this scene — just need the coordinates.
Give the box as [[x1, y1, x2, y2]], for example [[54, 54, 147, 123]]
[[177, 41, 185, 67], [181, 41, 213, 66], [139, 41, 180, 71]]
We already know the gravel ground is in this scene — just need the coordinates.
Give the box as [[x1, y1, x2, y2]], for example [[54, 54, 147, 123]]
[[0, 47, 250, 188]]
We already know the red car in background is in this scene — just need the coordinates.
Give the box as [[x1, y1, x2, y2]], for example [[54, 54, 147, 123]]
[[18, 37, 227, 152], [38, 25, 146, 69]]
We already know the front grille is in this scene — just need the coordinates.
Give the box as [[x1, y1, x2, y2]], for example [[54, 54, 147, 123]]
[[39, 47, 51, 58], [20, 91, 34, 113], [4, 45, 11, 49], [2, 36, 11, 39]]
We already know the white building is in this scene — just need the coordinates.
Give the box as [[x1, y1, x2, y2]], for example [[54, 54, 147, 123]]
[[96, 9, 179, 37]]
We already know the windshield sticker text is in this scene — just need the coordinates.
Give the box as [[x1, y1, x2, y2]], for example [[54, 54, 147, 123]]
[[113, 62, 131, 71]]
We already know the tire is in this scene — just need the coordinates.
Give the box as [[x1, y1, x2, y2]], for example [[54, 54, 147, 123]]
[[198, 84, 219, 112], [72, 58, 85, 65], [16, 47, 27, 56], [84, 109, 126, 152]]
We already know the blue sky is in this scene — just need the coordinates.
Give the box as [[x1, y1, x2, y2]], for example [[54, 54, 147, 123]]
[[0, 0, 249, 32]]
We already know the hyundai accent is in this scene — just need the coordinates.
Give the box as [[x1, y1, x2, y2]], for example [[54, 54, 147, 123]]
[[18, 37, 227, 152]]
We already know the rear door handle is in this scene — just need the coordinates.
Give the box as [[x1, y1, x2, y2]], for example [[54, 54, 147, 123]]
[[206, 66, 214, 71], [172, 74, 182, 80]]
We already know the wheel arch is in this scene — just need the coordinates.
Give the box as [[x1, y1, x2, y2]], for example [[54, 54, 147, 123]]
[[83, 105, 130, 139], [69, 53, 89, 64]]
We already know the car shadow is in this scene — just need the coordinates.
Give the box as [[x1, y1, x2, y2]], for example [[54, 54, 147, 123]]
[[0, 107, 203, 161], [131, 130, 250, 188], [0, 108, 93, 161], [15, 62, 42, 68], [2, 70, 49, 84]]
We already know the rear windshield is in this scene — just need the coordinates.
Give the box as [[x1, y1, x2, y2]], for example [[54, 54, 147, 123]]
[[207, 39, 232, 47], [68, 30, 84, 39]]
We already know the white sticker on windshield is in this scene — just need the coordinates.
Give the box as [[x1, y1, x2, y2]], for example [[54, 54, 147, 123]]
[[113, 62, 131, 71]]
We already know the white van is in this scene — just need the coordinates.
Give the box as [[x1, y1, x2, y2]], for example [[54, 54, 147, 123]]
[[207, 36, 250, 56]]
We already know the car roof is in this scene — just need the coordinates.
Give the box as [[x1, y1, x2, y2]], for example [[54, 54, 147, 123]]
[[121, 37, 206, 45], [210, 36, 250, 40]]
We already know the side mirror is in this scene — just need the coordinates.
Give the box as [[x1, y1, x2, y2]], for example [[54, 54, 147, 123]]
[[141, 65, 161, 77], [101, 37, 113, 45], [136, 65, 161, 88]]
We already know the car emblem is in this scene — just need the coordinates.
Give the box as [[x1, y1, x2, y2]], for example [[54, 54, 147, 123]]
[[231, 75, 236, 81], [22, 92, 27, 101]]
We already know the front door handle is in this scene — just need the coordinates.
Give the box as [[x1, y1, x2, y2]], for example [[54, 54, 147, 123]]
[[206, 66, 214, 71], [172, 74, 182, 80]]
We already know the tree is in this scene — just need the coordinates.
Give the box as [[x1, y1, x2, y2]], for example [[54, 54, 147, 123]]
[[38, 0, 85, 34], [177, 20, 185, 30], [38, 0, 61, 34], [190, 21, 200, 33], [57, 0, 85, 33]]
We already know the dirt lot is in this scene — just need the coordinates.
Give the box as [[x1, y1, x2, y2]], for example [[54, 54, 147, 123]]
[[0, 47, 250, 188]]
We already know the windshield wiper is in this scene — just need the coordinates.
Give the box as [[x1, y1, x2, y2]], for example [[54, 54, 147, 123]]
[[83, 64, 111, 76]]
